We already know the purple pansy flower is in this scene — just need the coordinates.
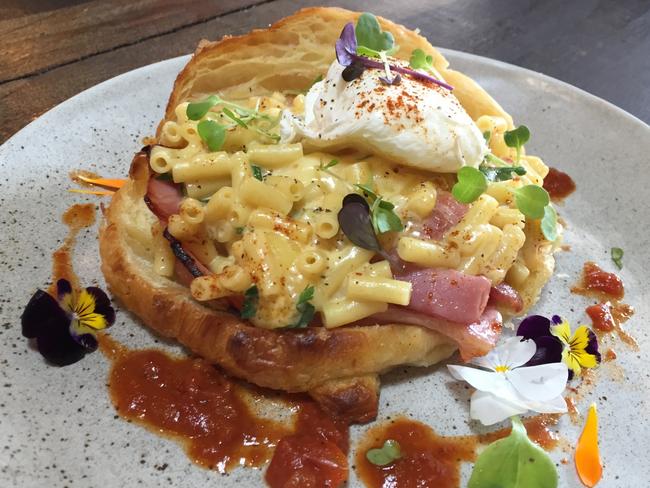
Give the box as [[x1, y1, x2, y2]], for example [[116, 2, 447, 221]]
[[517, 314, 600, 379], [22, 279, 115, 366]]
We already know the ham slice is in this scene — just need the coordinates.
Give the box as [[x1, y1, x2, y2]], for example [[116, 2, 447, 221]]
[[396, 268, 492, 324], [145, 176, 182, 222], [420, 191, 468, 240], [370, 306, 502, 360], [488, 282, 524, 313]]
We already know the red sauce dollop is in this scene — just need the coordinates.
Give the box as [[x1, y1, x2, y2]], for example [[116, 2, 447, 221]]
[[103, 338, 348, 485], [586, 303, 615, 332], [50, 203, 96, 294], [355, 415, 560, 488], [265, 402, 349, 487], [543, 167, 576, 200], [572, 262, 624, 300], [356, 418, 475, 488]]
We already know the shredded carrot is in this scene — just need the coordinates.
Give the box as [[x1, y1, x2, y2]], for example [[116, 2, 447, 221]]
[[75, 175, 126, 189], [68, 189, 115, 196], [575, 403, 602, 487]]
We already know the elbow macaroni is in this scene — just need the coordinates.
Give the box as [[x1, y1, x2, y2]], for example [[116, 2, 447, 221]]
[[148, 101, 551, 328]]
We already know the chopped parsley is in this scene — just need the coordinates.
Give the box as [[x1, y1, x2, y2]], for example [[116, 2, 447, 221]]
[[240, 285, 259, 319], [286, 286, 316, 328]]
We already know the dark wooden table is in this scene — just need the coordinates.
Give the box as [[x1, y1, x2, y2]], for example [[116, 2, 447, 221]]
[[1, 0, 649, 144]]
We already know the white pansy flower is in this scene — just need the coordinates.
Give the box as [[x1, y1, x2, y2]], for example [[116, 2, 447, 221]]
[[447, 337, 569, 425]]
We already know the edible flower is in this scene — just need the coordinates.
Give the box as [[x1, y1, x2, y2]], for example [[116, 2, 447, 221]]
[[21, 279, 115, 366], [575, 403, 602, 487], [334, 14, 453, 89], [447, 337, 568, 425], [517, 314, 601, 378]]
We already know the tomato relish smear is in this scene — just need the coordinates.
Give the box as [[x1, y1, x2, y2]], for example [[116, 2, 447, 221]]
[[573, 262, 637, 348], [543, 167, 576, 200], [100, 335, 349, 485], [572, 262, 624, 300], [356, 414, 562, 488], [50, 203, 96, 294], [356, 418, 476, 488]]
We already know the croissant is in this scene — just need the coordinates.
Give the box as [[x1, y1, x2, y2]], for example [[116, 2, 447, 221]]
[[99, 7, 555, 422]]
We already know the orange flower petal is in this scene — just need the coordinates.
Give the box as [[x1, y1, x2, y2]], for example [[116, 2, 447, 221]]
[[75, 175, 126, 189], [575, 403, 602, 487], [68, 189, 115, 196]]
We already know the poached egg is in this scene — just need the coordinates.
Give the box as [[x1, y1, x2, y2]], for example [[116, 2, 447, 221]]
[[280, 60, 488, 173]]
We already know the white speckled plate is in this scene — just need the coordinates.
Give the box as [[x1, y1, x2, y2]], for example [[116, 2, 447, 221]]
[[1, 50, 648, 487]]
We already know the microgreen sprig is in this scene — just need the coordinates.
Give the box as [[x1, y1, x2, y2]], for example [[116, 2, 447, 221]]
[[338, 194, 383, 253], [451, 167, 488, 204], [479, 163, 527, 182], [514, 185, 549, 219], [187, 95, 280, 149], [504, 125, 530, 163], [355, 184, 403, 234], [355, 13, 398, 57], [197, 120, 226, 152], [286, 286, 316, 329], [335, 13, 452, 89]]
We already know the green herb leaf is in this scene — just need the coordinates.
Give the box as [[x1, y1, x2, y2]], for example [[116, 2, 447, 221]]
[[251, 164, 264, 181], [366, 439, 402, 466], [235, 226, 245, 235], [504, 125, 530, 162], [222, 107, 248, 128], [409, 48, 435, 72], [541, 204, 558, 241], [241, 285, 259, 319], [479, 163, 527, 182], [287, 286, 316, 328], [355, 183, 378, 201], [483, 130, 492, 144], [197, 120, 226, 152], [373, 202, 403, 233], [611, 247, 624, 270], [355, 12, 397, 55], [468, 416, 558, 488], [297, 286, 314, 304], [355, 184, 402, 234], [320, 159, 339, 170], [187, 95, 220, 120], [452, 167, 488, 203], [514, 185, 550, 219]]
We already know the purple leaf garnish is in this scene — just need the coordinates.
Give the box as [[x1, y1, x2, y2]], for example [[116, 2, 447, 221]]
[[342, 61, 366, 82], [335, 22, 357, 67], [334, 18, 452, 90], [379, 73, 401, 85], [338, 194, 382, 253]]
